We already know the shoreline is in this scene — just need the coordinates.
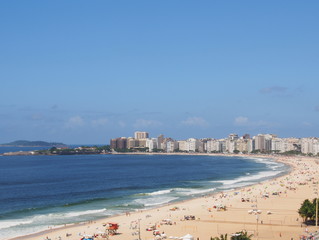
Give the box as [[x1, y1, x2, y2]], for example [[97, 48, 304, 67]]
[[6, 153, 312, 240]]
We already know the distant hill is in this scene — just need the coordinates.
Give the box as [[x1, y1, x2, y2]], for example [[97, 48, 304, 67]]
[[0, 140, 67, 147]]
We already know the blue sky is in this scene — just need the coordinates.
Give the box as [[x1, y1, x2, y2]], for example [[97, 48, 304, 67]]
[[0, 1, 318, 144]]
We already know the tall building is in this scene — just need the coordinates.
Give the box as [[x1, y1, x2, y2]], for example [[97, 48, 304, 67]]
[[110, 137, 127, 149], [228, 133, 239, 141], [166, 140, 178, 153], [127, 137, 137, 149], [134, 131, 149, 140], [254, 134, 275, 152], [136, 139, 147, 148], [254, 134, 266, 151], [186, 138, 200, 152], [146, 138, 157, 152], [206, 139, 221, 152], [301, 138, 319, 155], [178, 140, 187, 152], [157, 134, 164, 149], [236, 138, 253, 153]]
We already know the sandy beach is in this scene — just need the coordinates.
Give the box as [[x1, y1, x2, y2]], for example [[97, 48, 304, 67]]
[[9, 155, 319, 240]]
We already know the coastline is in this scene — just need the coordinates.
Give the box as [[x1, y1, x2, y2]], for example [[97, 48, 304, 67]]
[[6, 154, 317, 240]]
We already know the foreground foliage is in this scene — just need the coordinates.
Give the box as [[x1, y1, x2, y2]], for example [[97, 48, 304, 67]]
[[211, 231, 253, 240]]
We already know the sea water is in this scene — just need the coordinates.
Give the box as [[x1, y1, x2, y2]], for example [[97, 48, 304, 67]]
[[0, 153, 289, 239]]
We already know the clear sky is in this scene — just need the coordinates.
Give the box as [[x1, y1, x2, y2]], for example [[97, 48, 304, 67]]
[[1, 1, 318, 144]]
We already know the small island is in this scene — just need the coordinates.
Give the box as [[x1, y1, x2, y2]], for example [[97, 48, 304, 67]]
[[2, 145, 111, 156], [0, 140, 67, 148]]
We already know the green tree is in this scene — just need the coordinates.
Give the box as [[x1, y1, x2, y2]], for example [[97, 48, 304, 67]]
[[49, 147, 57, 153], [211, 234, 228, 240], [298, 199, 316, 222], [231, 231, 253, 240]]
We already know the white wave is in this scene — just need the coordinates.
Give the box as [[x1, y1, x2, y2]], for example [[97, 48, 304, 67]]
[[0, 208, 109, 232], [247, 157, 284, 170], [34, 208, 108, 222], [173, 187, 216, 196], [214, 170, 282, 186], [218, 181, 255, 190], [0, 219, 33, 230], [63, 208, 107, 218], [0, 225, 47, 240], [146, 189, 173, 196], [133, 196, 178, 207]]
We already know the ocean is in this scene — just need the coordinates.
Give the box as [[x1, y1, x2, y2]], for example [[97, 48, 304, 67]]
[[0, 149, 289, 240]]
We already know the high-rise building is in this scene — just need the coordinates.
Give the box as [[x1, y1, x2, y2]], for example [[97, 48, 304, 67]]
[[127, 137, 137, 149], [166, 140, 178, 153], [110, 137, 127, 149], [146, 138, 157, 152], [254, 134, 266, 151], [136, 139, 147, 148], [228, 133, 239, 141], [206, 139, 221, 152], [157, 134, 164, 149], [134, 131, 149, 140]]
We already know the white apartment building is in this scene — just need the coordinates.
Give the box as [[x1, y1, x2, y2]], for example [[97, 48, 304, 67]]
[[178, 140, 187, 152], [177, 138, 200, 152], [187, 138, 200, 152], [272, 138, 300, 153], [226, 139, 236, 153], [206, 139, 221, 152], [146, 138, 157, 152], [166, 141, 178, 153], [236, 138, 253, 153], [271, 138, 283, 152], [301, 138, 319, 155]]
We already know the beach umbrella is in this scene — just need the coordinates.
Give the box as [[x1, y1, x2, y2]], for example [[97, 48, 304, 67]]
[[182, 234, 194, 240]]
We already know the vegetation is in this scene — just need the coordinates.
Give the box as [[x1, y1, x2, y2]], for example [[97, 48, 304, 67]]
[[230, 231, 253, 240], [211, 231, 253, 240], [280, 150, 303, 156], [211, 234, 228, 240], [208, 150, 223, 153], [36, 145, 111, 155], [113, 147, 149, 153], [251, 150, 261, 154], [152, 148, 164, 152], [298, 198, 319, 224], [0, 140, 67, 147]]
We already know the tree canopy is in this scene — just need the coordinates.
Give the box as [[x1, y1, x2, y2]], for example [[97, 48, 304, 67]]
[[298, 198, 318, 223]]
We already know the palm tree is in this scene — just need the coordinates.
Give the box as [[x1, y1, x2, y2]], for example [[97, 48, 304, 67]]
[[231, 230, 253, 240], [299, 199, 316, 222], [211, 234, 228, 240]]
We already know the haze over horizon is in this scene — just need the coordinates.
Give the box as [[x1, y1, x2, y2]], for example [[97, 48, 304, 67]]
[[1, 1, 318, 144]]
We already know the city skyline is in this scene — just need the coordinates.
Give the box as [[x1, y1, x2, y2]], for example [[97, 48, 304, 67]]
[[110, 131, 319, 155], [1, 1, 318, 144]]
